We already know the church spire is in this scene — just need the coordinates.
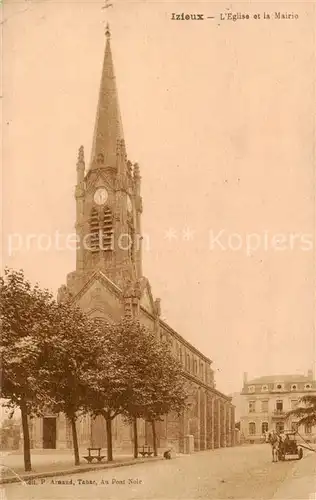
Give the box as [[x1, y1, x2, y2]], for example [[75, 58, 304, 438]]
[[90, 24, 124, 169]]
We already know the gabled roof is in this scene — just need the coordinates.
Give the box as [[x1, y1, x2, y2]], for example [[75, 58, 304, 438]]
[[72, 269, 122, 304]]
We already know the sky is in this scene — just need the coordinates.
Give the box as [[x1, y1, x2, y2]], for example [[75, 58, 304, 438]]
[[2, 0, 316, 395]]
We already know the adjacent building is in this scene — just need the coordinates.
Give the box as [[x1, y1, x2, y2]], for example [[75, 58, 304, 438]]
[[28, 27, 235, 453], [239, 371, 316, 443], [229, 392, 243, 422]]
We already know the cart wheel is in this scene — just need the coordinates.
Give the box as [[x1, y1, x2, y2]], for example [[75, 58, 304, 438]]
[[298, 448, 303, 460]]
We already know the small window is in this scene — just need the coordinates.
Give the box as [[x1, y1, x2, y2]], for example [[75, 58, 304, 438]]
[[276, 384, 282, 390], [248, 401, 256, 413], [291, 400, 298, 410], [261, 385, 268, 392], [291, 384, 297, 391], [261, 400, 268, 412], [249, 422, 256, 435], [248, 385, 255, 393], [261, 422, 269, 434], [276, 422, 284, 433], [305, 384, 312, 390], [276, 400, 283, 411], [96, 153, 104, 163]]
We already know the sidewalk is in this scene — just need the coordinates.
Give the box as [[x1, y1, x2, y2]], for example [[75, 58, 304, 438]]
[[0, 448, 164, 485], [271, 451, 316, 499]]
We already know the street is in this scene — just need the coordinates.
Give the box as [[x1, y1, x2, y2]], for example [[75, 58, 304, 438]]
[[2, 444, 315, 500]]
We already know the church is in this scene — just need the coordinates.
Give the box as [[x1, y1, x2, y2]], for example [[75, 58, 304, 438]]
[[29, 26, 235, 454]]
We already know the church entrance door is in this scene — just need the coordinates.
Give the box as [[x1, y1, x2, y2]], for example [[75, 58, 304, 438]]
[[43, 417, 57, 449]]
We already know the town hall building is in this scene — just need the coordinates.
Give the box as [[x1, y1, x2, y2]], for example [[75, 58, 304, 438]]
[[29, 26, 235, 454]]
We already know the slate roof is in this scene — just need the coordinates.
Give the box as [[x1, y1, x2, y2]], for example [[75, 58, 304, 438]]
[[247, 374, 311, 384]]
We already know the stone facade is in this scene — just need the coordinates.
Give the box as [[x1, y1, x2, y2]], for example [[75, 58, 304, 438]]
[[239, 371, 316, 443], [31, 27, 235, 453]]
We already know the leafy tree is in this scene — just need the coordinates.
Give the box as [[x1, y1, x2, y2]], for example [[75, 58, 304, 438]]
[[286, 395, 316, 427], [122, 327, 189, 457], [40, 300, 104, 466], [83, 320, 133, 462], [0, 268, 55, 471], [0, 417, 21, 450], [86, 319, 189, 459]]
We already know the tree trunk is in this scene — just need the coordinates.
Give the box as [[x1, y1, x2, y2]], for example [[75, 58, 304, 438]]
[[151, 420, 158, 457], [105, 417, 113, 462], [69, 414, 80, 465], [133, 418, 138, 458], [20, 399, 32, 471]]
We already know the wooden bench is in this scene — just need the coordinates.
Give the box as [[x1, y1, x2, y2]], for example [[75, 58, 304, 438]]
[[138, 445, 154, 457], [83, 447, 106, 463]]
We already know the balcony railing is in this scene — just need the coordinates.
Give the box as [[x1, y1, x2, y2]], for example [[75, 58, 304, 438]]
[[272, 409, 286, 418]]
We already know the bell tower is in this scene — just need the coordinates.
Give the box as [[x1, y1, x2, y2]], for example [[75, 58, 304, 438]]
[[73, 25, 143, 289]]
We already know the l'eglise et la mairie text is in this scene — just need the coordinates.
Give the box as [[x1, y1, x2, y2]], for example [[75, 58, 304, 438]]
[[220, 12, 299, 20], [170, 12, 299, 21]]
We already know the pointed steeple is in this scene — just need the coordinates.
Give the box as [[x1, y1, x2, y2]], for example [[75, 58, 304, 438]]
[[90, 24, 124, 169]]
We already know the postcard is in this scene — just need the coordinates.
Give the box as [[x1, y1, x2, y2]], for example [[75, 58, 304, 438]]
[[1, 1, 315, 499]]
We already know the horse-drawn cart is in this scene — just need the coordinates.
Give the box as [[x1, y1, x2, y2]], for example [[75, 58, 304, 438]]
[[278, 431, 303, 461]]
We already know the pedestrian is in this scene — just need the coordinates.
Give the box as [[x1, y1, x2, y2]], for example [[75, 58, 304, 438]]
[[163, 449, 171, 459]]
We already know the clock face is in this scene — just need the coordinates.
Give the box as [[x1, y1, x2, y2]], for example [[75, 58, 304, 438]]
[[127, 195, 133, 213], [94, 187, 108, 205]]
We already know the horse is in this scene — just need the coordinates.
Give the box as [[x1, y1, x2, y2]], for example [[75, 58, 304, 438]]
[[269, 433, 281, 462]]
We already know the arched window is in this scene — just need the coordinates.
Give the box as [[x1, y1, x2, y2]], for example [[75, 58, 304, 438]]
[[96, 153, 104, 164], [90, 208, 100, 252], [249, 422, 256, 435], [275, 383, 284, 391], [90, 207, 113, 252], [103, 207, 113, 251], [261, 422, 269, 434]]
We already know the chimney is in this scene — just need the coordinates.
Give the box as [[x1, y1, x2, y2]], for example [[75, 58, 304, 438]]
[[243, 372, 248, 385], [307, 368, 314, 380]]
